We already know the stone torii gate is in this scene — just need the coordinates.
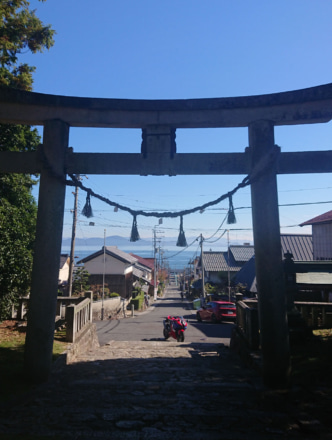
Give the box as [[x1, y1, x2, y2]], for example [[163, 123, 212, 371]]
[[1, 84, 332, 387]]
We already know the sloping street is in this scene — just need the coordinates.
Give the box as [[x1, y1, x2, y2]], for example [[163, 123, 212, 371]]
[[96, 284, 234, 346]]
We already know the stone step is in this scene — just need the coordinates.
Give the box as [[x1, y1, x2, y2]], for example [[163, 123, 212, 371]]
[[0, 340, 322, 439]]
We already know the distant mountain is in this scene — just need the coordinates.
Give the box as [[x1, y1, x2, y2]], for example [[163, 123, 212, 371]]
[[62, 235, 152, 247], [61, 235, 197, 248]]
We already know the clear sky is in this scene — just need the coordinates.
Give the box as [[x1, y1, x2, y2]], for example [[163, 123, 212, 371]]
[[26, 0, 332, 250]]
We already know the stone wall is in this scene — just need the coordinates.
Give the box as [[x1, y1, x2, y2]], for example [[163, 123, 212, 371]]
[[65, 322, 99, 364], [92, 296, 128, 320]]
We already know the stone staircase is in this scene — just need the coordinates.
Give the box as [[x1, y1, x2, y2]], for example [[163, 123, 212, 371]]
[[0, 341, 329, 439]]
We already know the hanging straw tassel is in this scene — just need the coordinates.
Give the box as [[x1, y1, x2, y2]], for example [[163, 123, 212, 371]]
[[227, 195, 236, 224], [82, 192, 93, 218], [130, 214, 140, 242], [176, 216, 188, 247]]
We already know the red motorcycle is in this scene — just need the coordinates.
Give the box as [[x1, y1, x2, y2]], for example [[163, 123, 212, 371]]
[[163, 315, 187, 342]]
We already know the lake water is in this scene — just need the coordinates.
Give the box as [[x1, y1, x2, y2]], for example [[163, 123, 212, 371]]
[[61, 245, 200, 271]]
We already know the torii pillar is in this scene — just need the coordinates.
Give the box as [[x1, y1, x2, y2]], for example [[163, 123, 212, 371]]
[[249, 120, 291, 387], [24, 120, 69, 382]]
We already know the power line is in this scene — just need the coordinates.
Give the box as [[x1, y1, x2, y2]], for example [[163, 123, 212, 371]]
[[208, 200, 332, 211]]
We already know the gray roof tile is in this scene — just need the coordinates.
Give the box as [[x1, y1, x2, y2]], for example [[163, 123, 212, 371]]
[[78, 246, 137, 265], [203, 251, 242, 272], [230, 245, 255, 262]]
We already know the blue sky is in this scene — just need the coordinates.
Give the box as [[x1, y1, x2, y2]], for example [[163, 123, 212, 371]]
[[26, 0, 332, 249]]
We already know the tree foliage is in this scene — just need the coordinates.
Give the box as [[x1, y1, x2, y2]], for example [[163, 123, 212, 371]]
[[72, 268, 90, 296], [0, 0, 55, 90], [0, 1, 55, 320]]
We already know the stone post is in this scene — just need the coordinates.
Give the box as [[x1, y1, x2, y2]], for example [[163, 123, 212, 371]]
[[85, 291, 93, 322], [249, 120, 291, 388], [24, 120, 69, 382]]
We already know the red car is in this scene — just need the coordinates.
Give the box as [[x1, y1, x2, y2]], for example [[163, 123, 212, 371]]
[[196, 301, 236, 323]]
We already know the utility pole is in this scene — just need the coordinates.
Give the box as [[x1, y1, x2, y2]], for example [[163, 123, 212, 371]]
[[153, 226, 164, 300], [227, 230, 231, 301], [200, 234, 205, 304], [68, 174, 80, 297], [101, 229, 106, 320], [153, 228, 158, 300]]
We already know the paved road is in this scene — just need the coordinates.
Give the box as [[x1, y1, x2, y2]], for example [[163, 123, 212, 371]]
[[96, 283, 235, 346]]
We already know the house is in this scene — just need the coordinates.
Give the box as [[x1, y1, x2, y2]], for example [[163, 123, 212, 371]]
[[78, 246, 138, 299], [300, 210, 332, 260], [233, 255, 257, 294], [299, 211, 332, 301], [130, 253, 154, 283], [233, 234, 313, 295], [197, 244, 255, 286], [130, 253, 155, 296], [58, 254, 70, 290], [234, 229, 332, 302]]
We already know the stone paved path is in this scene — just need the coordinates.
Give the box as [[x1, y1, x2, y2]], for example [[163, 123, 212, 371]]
[[1, 338, 331, 439]]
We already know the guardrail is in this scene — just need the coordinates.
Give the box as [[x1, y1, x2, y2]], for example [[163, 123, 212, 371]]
[[65, 292, 93, 343]]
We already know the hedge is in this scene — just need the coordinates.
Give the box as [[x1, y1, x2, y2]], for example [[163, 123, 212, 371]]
[[130, 291, 145, 310]]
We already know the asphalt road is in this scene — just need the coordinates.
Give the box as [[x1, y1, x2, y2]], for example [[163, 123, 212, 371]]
[[95, 283, 235, 346]]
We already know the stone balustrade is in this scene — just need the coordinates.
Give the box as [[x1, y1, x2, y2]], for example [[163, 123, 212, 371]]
[[65, 292, 93, 343]]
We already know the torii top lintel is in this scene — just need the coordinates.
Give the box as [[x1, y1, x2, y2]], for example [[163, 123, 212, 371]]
[[0, 83, 332, 128]]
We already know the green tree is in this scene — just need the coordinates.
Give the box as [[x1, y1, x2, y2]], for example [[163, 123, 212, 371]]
[[72, 267, 90, 296], [0, 1, 55, 320]]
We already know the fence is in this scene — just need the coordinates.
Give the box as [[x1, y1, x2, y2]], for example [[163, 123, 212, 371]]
[[236, 300, 260, 350], [236, 299, 332, 350], [295, 301, 332, 329]]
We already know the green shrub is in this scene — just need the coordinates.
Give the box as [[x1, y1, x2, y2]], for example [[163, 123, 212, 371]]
[[109, 292, 120, 297], [132, 286, 143, 298], [130, 291, 144, 310]]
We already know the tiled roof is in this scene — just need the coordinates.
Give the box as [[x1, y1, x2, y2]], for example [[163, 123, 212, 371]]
[[130, 253, 154, 270], [280, 234, 313, 261], [134, 262, 152, 273], [230, 245, 255, 263], [133, 267, 146, 279], [201, 245, 255, 274], [202, 236, 312, 277], [300, 210, 332, 226], [78, 246, 137, 265], [202, 251, 241, 272], [233, 256, 257, 293], [233, 234, 314, 293]]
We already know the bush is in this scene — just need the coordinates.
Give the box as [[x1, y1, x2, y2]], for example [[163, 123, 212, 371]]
[[132, 286, 143, 299], [0, 291, 18, 322], [109, 292, 120, 298], [130, 291, 144, 310]]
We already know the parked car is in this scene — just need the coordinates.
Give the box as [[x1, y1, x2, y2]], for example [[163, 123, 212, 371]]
[[196, 301, 236, 323]]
